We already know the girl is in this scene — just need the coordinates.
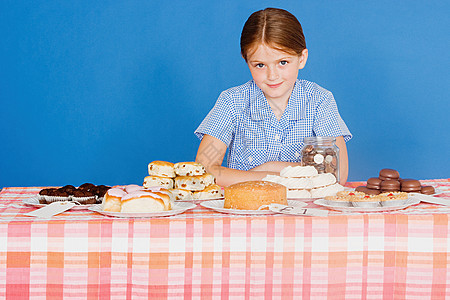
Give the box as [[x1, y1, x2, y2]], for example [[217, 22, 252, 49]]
[[195, 8, 352, 186]]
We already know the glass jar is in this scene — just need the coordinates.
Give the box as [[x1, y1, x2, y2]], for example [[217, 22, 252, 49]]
[[301, 137, 340, 182]]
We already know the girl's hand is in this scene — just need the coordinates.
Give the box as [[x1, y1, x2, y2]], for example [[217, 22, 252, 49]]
[[196, 135, 280, 186]]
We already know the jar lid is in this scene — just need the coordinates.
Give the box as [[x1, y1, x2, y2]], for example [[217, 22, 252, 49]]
[[303, 136, 336, 143]]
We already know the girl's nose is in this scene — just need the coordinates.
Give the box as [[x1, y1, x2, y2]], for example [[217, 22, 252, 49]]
[[267, 67, 279, 81]]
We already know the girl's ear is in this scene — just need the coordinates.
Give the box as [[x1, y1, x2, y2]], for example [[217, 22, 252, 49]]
[[298, 49, 308, 70]]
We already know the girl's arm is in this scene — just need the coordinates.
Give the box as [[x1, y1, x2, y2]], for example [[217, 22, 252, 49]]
[[335, 136, 349, 185], [195, 135, 302, 187], [196, 134, 348, 186]]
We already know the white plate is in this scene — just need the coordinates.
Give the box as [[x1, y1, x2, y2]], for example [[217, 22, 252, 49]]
[[287, 197, 321, 201], [23, 196, 94, 210], [200, 200, 307, 215], [176, 197, 224, 202], [432, 187, 446, 195], [314, 197, 420, 213], [88, 202, 197, 218]]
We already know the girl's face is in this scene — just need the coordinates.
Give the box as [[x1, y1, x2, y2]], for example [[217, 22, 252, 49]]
[[246, 43, 308, 104]]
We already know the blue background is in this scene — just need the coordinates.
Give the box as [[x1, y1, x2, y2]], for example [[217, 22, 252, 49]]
[[1, 1, 449, 188]]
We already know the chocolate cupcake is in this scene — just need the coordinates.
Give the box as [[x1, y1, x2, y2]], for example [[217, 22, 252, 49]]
[[72, 189, 97, 204], [93, 185, 111, 203], [39, 187, 71, 204], [61, 185, 77, 195], [78, 183, 96, 191], [92, 185, 110, 197], [38, 188, 55, 203]]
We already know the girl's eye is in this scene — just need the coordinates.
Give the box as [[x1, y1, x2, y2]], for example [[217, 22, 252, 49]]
[[255, 63, 264, 68], [279, 60, 288, 66]]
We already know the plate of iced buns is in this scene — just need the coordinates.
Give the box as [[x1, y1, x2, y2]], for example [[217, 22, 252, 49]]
[[201, 180, 307, 215], [89, 203, 196, 218], [89, 184, 196, 218], [314, 168, 437, 212], [89, 161, 226, 218]]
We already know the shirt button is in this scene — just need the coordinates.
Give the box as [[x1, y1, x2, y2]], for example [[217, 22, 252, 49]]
[[248, 156, 253, 163], [274, 134, 280, 140], [295, 152, 300, 158]]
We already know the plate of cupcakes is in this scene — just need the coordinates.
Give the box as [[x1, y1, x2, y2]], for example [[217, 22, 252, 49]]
[[23, 183, 111, 210]]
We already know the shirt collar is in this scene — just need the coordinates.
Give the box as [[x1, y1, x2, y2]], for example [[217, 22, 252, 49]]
[[286, 80, 307, 121], [250, 81, 272, 121], [250, 80, 307, 121]]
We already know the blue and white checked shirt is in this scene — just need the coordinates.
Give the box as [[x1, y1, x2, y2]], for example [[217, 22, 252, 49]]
[[195, 79, 352, 171]]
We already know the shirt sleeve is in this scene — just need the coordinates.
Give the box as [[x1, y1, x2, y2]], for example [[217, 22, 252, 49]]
[[194, 91, 236, 146], [313, 91, 352, 142]]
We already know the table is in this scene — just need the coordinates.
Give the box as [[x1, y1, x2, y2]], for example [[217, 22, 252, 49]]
[[0, 179, 449, 299]]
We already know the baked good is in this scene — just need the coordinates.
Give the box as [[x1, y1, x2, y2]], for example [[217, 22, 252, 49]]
[[174, 175, 206, 191], [102, 188, 126, 212], [355, 186, 381, 195], [421, 186, 435, 195], [102, 186, 173, 213], [197, 173, 216, 186], [361, 169, 436, 195], [381, 180, 401, 192], [72, 189, 96, 204], [170, 188, 193, 201], [125, 184, 144, 193], [146, 187, 175, 203], [61, 185, 77, 194], [120, 190, 172, 213], [38, 188, 70, 203], [400, 179, 421, 192], [148, 161, 176, 178], [39, 188, 61, 197], [193, 184, 224, 200], [224, 181, 287, 210], [310, 183, 344, 198], [336, 190, 367, 198], [263, 175, 313, 189], [379, 169, 400, 181], [91, 185, 111, 198], [79, 183, 96, 191], [280, 165, 318, 178], [55, 188, 70, 197], [262, 171, 342, 198], [366, 177, 382, 190], [326, 191, 409, 207], [144, 161, 216, 200], [311, 173, 336, 188], [143, 175, 174, 189], [39, 183, 113, 204], [174, 162, 206, 176]]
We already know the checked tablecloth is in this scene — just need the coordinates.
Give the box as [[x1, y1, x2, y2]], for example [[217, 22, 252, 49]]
[[0, 179, 449, 299]]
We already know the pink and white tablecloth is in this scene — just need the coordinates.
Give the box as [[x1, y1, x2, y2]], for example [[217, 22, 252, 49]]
[[0, 179, 449, 299]]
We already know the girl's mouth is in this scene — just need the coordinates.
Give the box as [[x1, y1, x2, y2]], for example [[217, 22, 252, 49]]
[[267, 82, 283, 88]]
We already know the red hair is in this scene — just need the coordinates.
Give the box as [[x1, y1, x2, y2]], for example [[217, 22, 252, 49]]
[[240, 8, 307, 61]]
